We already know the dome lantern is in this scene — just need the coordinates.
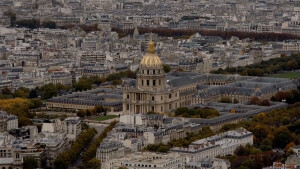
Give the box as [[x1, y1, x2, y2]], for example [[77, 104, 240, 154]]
[[140, 34, 162, 68]]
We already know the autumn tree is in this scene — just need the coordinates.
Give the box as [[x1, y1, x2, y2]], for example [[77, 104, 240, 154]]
[[163, 64, 171, 73], [284, 142, 296, 156], [219, 97, 232, 103]]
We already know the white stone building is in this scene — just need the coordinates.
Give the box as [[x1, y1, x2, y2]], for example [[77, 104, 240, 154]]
[[171, 128, 253, 162], [103, 152, 188, 169], [0, 111, 18, 132]]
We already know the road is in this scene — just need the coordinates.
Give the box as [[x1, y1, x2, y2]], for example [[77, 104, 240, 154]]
[[69, 124, 107, 169]]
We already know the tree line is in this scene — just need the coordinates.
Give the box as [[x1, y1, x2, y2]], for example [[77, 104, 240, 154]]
[[112, 27, 299, 41], [16, 19, 57, 29], [76, 105, 108, 118], [1, 84, 72, 100], [78, 121, 117, 168], [173, 106, 220, 118], [54, 128, 97, 169]]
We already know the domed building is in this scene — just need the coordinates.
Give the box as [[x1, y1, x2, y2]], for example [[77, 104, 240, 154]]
[[123, 37, 180, 114]]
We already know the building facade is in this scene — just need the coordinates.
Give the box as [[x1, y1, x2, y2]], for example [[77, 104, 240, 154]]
[[123, 37, 180, 114]]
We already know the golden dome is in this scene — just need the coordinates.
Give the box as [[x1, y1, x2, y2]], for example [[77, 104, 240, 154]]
[[140, 35, 162, 68]]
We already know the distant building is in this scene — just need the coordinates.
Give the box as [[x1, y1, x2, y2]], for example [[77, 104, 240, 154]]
[[103, 152, 188, 169], [0, 111, 18, 132], [282, 40, 300, 52], [171, 128, 253, 161], [185, 158, 230, 169]]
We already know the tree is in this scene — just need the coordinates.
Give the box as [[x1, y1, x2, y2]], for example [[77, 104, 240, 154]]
[[30, 98, 43, 109], [16, 19, 40, 29], [249, 97, 260, 105], [157, 145, 170, 153], [281, 117, 291, 125], [286, 60, 298, 70], [86, 158, 101, 169], [19, 116, 33, 127], [260, 99, 270, 106], [274, 130, 294, 149], [42, 20, 56, 29], [284, 142, 296, 156], [54, 128, 97, 169], [82, 121, 117, 164], [54, 153, 69, 169], [240, 160, 256, 169], [1, 87, 11, 95], [4, 11, 16, 26], [175, 107, 189, 116], [234, 146, 250, 156], [74, 79, 92, 92], [219, 97, 231, 103], [95, 105, 107, 114], [82, 122, 89, 130], [29, 88, 39, 98], [77, 110, 86, 118], [13, 87, 30, 98], [23, 157, 38, 169], [259, 138, 273, 151], [40, 84, 57, 99], [163, 64, 171, 73], [112, 79, 122, 85]]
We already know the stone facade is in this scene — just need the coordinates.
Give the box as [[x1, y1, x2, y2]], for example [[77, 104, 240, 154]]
[[123, 38, 180, 114]]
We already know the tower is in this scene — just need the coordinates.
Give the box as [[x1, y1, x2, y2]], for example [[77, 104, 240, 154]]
[[136, 35, 166, 91], [123, 35, 179, 114]]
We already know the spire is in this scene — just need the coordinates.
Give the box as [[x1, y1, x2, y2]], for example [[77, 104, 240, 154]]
[[148, 33, 155, 54]]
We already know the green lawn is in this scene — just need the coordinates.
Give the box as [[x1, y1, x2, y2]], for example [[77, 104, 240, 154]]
[[91, 115, 118, 121], [270, 72, 300, 79]]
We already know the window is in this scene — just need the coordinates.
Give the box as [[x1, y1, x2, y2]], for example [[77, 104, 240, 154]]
[[147, 80, 149, 86], [159, 80, 161, 85], [152, 106, 154, 111], [127, 94, 129, 99], [127, 105, 129, 110], [153, 80, 156, 86], [153, 70, 155, 74], [169, 94, 172, 98], [147, 70, 149, 74], [142, 80, 144, 85], [161, 106, 163, 111], [137, 94, 140, 100], [152, 96, 154, 101]]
